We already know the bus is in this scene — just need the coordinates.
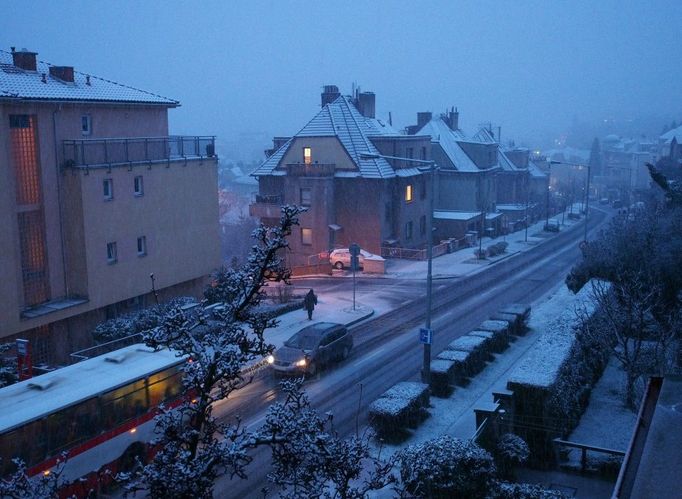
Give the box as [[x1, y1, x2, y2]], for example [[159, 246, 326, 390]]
[[0, 343, 186, 496]]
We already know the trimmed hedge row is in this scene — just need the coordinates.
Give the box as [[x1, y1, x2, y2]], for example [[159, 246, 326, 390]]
[[368, 381, 430, 439]]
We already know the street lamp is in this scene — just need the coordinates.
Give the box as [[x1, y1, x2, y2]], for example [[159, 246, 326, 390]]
[[549, 160, 591, 243], [360, 152, 436, 384]]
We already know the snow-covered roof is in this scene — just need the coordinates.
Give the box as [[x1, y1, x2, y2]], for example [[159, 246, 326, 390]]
[[0, 49, 178, 106], [470, 127, 498, 144], [497, 204, 527, 212], [416, 118, 480, 173], [661, 124, 682, 145], [497, 149, 521, 172], [434, 210, 481, 221], [528, 161, 547, 178], [544, 147, 590, 163], [0, 344, 184, 433], [252, 95, 400, 179]]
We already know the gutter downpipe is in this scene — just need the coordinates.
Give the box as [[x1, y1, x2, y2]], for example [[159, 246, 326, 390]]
[[53, 105, 69, 297]]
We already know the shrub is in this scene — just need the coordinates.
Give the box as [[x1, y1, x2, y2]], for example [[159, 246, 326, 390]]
[[397, 435, 495, 498], [92, 296, 196, 344], [495, 433, 530, 479], [475, 248, 488, 259], [491, 481, 568, 498]]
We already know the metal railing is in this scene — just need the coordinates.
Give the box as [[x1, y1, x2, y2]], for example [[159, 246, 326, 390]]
[[380, 241, 448, 260], [553, 438, 625, 472], [254, 193, 284, 205], [62, 135, 216, 168]]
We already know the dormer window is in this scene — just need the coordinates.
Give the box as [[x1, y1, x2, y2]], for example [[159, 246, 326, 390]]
[[303, 147, 312, 165]]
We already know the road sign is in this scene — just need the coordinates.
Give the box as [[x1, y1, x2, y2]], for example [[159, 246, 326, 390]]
[[419, 328, 432, 345]]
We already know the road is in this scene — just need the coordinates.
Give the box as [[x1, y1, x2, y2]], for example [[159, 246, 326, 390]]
[[214, 209, 609, 498]]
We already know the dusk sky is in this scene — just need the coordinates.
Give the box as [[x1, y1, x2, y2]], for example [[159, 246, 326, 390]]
[[3, 0, 681, 158]]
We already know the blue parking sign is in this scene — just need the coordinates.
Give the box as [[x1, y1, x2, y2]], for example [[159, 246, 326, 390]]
[[419, 328, 432, 345]]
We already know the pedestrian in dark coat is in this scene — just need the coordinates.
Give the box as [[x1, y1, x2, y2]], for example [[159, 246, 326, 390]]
[[304, 289, 317, 320]]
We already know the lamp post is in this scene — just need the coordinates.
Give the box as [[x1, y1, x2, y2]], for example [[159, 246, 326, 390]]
[[360, 152, 436, 384], [549, 160, 591, 243]]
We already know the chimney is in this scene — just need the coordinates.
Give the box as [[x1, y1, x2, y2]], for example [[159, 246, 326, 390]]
[[356, 92, 376, 118], [12, 47, 38, 71], [49, 66, 74, 83], [446, 106, 459, 131], [417, 112, 432, 128], [321, 84, 340, 107]]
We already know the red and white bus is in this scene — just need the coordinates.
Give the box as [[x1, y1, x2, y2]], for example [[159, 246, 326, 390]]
[[0, 343, 185, 496]]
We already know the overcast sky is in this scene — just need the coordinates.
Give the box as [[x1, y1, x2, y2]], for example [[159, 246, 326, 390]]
[[3, 0, 681, 157]]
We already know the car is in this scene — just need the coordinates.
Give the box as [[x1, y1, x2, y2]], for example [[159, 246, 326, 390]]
[[544, 219, 560, 232], [329, 248, 376, 270], [268, 322, 353, 376]]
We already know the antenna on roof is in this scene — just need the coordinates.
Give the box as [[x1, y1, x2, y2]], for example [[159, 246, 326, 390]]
[[388, 111, 393, 127]]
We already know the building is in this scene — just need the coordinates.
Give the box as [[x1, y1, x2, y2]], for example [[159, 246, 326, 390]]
[[250, 86, 432, 268], [0, 48, 220, 365]]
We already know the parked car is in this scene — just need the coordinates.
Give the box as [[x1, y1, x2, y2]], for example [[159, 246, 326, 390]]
[[544, 219, 560, 232], [329, 248, 376, 270], [268, 322, 353, 375], [612, 199, 623, 209]]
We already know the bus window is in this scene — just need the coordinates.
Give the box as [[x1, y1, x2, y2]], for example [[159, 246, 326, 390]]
[[0, 419, 47, 474], [148, 366, 183, 406], [101, 380, 148, 431], [46, 398, 99, 456]]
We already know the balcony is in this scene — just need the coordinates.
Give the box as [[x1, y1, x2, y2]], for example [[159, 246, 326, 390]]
[[285, 163, 336, 177], [249, 193, 284, 219], [61, 136, 216, 169]]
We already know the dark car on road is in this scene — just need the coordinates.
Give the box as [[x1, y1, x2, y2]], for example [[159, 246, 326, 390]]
[[268, 322, 353, 376]]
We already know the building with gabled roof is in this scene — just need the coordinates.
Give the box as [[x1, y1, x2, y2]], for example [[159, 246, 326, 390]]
[[0, 47, 220, 366], [251, 86, 432, 268]]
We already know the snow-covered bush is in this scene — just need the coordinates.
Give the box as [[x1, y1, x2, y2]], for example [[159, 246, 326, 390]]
[[0, 343, 17, 388], [397, 435, 495, 498], [490, 481, 568, 498], [495, 433, 530, 479], [92, 296, 196, 344]]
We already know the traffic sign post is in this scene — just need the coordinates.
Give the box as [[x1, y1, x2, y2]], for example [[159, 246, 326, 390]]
[[349, 243, 360, 310], [419, 328, 432, 345]]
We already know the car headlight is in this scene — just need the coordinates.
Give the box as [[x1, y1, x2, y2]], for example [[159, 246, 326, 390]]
[[295, 358, 307, 367], [266, 355, 275, 364]]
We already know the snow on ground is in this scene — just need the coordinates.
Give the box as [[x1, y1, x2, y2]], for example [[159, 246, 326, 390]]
[[371, 281, 575, 458], [566, 357, 637, 460]]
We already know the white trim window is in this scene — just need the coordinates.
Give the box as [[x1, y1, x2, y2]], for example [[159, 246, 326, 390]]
[[81, 115, 92, 136], [137, 236, 147, 256], [134, 175, 144, 196], [106, 242, 117, 264], [103, 178, 113, 200]]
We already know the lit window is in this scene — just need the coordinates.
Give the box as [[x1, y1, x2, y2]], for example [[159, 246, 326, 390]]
[[137, 236, 147, 256], [134, 175, 144, 196], [107, 242, 117, 263], [303, 147, 312, 165], [405, 184, 413, 202], [301, 228, 313, 245], [300, 187, 311, 207], [103, 178, 113, 200], [81, 115, 92, 136]]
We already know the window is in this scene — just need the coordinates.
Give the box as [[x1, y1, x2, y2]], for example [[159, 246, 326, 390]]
[[134, 175, 144, 196], [107, 242, 117, 263], [420, 178, 427, 199], [137, 236, 147, 256], [406, 147, 414, 159], [405, 221, 413, 240], [303, 147, 312, 165], [421, 146, 427, 160], [301, 228, 313, 245], [81, 115, 92, 136], [300, 187, 311, 206], [420, 215, 426, 235], [103, 178, 113, 200], [405, 184, 413, 202]]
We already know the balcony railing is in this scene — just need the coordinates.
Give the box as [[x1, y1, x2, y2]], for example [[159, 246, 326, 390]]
[[285, 163, 336, 177], [249, 193, 284, 219], [62, 135, 216, 168]]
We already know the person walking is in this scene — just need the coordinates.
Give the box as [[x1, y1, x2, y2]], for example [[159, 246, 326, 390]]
[[304, 289, 317, 320]]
